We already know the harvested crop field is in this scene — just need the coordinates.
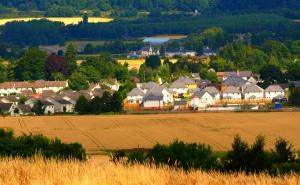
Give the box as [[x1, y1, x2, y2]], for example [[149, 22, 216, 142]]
[[0, 112, 300, 154], [1, 157, 299, 185]]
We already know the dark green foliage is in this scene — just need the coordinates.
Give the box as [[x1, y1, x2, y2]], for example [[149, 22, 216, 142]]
[[225, 135, 249, 172], [15, 48, 48, 81], [75, 92, 123, 114], [2, 20, 66, 46], [65, 44, 77, 75], [288, 88, 300, 107], [74, 95, 90, 115], [68, 72, 89, 91], [127, 149, 145, 164], [0, 128, 86, 160], [145, 55, 161, 69], [259, 64, 284, 84], [31, 100, 46, 115], [148, 140, 219, 171], [272, 138, 295, 163]]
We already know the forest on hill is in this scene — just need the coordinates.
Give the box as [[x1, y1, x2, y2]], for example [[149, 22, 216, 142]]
[[0, 0, 300, 18]]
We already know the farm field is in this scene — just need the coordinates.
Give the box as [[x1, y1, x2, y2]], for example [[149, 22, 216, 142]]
[[1, 112, 300, 154], [0, 157, 299, 185], [0, 17, 113, 25]]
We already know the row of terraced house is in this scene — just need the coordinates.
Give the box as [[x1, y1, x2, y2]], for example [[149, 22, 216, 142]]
[[0, 79, 120, 115], [125, 71, 290, 111]]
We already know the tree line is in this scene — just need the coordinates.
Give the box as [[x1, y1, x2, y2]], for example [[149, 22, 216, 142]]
[[1, 13, 298, 46], [0, 0, 299, 17], [113, 135, 300, 175]]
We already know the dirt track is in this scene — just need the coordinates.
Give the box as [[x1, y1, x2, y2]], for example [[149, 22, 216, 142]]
[[0, 112, 299, 153]]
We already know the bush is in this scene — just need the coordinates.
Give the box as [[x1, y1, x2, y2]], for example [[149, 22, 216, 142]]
[[147, 140, 220, 171], [127, 149, 145, 164], [0, 129, 86, 160]]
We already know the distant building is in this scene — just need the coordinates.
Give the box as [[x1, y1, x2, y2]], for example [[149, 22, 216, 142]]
[[143, 38, 170, 46], [0, 81, 68, 96], [264, 85, 285, 100], [165, 50, 196, 58]]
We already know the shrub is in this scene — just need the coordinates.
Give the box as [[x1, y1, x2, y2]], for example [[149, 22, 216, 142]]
[[0, 129, 86, 160], [272, 138, 295, 163], [147, 140, 220, 171], [127, 149, 145, 164]]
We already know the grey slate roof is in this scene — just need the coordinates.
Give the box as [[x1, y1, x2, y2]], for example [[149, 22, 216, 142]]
[[243, 84, 263, 93], [265, 85, 284, 92], [170, 81, 186, 88], [55, 99, 72, 105], [128, 88, 145, 97], [141, 82, 160, 90], [223, 76, 248, 87], [223, 86, 241, 94], [192, 90, 212, 98], [18, 105, 32, 114], [0, 103, 13, 112], [143, 85, 170, 101]]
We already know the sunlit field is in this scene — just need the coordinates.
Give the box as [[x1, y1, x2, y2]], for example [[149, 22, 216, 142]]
[[0, 17, 113, 25], [1, 112, 300, 154], [0, 156, 298, 185]]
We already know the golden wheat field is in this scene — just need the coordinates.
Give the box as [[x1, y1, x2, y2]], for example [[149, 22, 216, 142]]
[[1, 112, 300, 154], [0, 17, 113, 25], [0, 156, 298, 185]]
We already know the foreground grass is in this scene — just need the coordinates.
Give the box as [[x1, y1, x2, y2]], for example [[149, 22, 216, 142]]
[[0, 157, 299, 185]]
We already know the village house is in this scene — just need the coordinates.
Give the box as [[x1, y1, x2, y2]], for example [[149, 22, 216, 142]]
[[127, 88, 145, 104], [142, 86, 173, 108], [190, 90, 215, 109], [264, 85, 285, 100], [46, 98, 74, 113], [222, 76, 249, 91], [165, 50, 196, 58], [17, 104, 32, 115], [169, 77, 197, 98], [40, 100, 55, 114], [217, 71, 253, 81], [222, 86, 242, 100], [101, 79, 120, 91], [243, 84, 264, 100], [139, 82, 161, 94], [0, 103, 16, 115], [204, 86, 221, 102], [0, 81, 68, 96], [137, 46, 160, 57]]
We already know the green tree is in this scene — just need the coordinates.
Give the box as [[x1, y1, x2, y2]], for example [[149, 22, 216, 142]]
[[16, 48, 47, 80], [75, 95, 90, 114], [145, 55, 161, 69], [65, 44, 77, 75], [288, 88, 300, 107], [77, 65, 101, 83], [32, 100, 45, 115], [0, 62, 7, 83], [50, 72, 65, 81], [272, 138, 295, 163], [68, 72, 89, 91]]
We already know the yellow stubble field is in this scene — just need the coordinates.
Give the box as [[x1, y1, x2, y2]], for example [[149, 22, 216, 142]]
[[1, 112, 300, 154]]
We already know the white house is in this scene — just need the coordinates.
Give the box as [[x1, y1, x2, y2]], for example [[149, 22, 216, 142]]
[[41, 100, 55, 114], [165, 50, 196, 58], [243, 84, 264, 100], [46, 98, 74, 113], [169, 77, 196, 97], [264, 85, 285, 100], [190, 90, 214, 109], [222, 86, 242, 100], [127, 88, 145, 104], [204, 86, 221, 102], [0, 103, 16, 115], [142, 86, 173, 108], [0, 81, 68, 96]]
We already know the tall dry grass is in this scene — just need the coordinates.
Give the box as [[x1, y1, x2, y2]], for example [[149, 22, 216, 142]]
[[0, 157, 298, 185]]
